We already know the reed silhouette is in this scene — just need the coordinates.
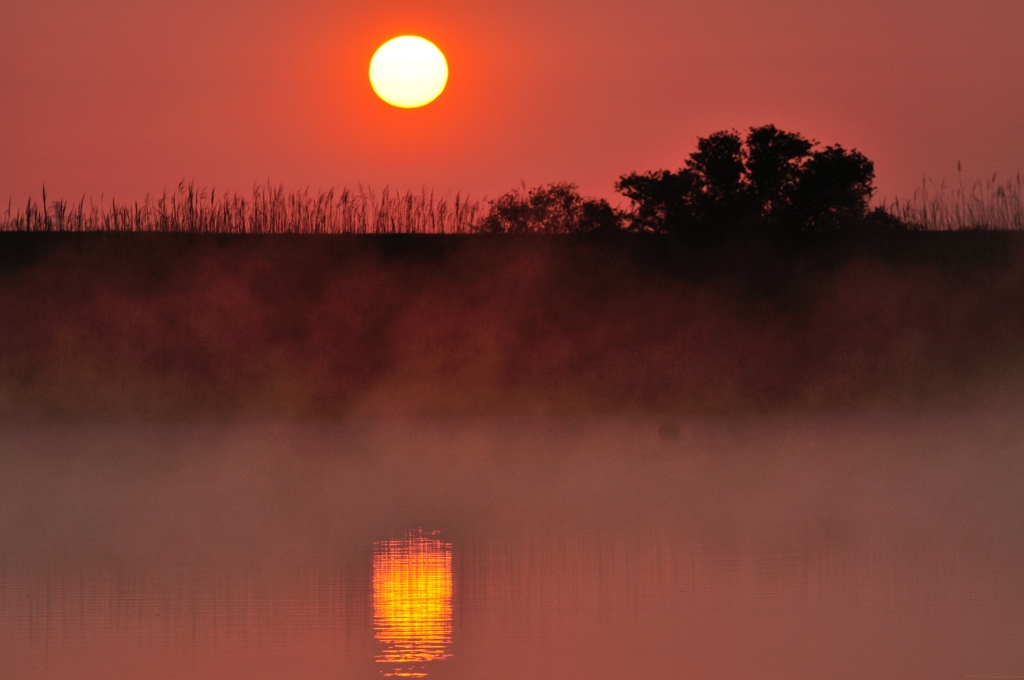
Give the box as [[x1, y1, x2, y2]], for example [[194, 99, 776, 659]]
[[2, 126, 1022, 235], [1, 125, 1023, 419], [0, 183, 482, 234], [884, 167, 1024, 231]]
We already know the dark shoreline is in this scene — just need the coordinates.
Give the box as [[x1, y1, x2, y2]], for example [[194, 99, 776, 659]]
[[2, 231, 1023, 420]]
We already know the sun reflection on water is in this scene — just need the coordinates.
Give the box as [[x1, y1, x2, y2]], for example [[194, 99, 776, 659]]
[[373, 531, 453, 678]]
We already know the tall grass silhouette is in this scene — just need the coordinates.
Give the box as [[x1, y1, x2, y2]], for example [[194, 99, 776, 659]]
[[1, 183, 483, 234], [4, 171, 1024, 234], [883, 167, 1023, 230]]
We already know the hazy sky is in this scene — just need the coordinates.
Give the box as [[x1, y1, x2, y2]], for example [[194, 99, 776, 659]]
[[1, 0, 1021, 206]]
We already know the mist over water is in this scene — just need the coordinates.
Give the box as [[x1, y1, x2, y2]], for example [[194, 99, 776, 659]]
[[2, 233, 1024, 419], [2, 411, 1023, 680], [2, 233, 1024, 678]]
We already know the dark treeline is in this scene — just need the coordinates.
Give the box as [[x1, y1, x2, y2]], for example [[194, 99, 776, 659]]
[[2, 125, 1023, 419], [482, 125, 902, 240], [4, 125, 1021, 235], [481, 125, 1022, 234]]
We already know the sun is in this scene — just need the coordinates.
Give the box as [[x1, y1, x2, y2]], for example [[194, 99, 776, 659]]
[[369, 36, 448, 109]]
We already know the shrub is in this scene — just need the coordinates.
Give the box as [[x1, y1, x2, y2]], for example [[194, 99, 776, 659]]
[[478, 183, 622, 235]]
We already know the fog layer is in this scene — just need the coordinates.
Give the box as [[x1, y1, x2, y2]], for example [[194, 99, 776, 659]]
[[1, 233, 1023, 419]]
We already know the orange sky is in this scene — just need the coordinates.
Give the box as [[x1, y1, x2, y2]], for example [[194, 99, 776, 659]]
[[1, 0, 1022, 208]]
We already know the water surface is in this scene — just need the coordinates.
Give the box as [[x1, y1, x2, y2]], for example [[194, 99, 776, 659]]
[[1, 411, 1023, 679]]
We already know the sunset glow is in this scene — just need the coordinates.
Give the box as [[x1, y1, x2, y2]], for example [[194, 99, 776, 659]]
[[369, 36, 449, 109], [2, 2, 1021, 205], [373, 532, 453, 678]]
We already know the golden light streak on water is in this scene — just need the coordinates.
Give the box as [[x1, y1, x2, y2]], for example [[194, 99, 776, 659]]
[[373, 531, 453, 678]]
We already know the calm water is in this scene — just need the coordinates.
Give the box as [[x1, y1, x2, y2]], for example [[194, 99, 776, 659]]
[[1, 411, 1023, 679]]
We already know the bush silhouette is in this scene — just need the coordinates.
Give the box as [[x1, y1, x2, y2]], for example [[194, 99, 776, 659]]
[[478, 182, 621, 234], [616, 125, 878, 239]]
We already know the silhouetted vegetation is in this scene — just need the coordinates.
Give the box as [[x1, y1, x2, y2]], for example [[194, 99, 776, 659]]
[[477, 182, 621, 234], [883, 168, 1024, 230], [0, 183, 482, 234], [2, 125, 1022, 236], [616, 125, 880, 240]]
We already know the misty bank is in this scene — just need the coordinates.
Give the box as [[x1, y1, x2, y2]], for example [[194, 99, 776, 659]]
[[1, 232, 1023, 420]]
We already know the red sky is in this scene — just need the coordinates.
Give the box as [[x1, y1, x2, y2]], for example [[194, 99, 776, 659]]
[[1, 0, 1021, 208]]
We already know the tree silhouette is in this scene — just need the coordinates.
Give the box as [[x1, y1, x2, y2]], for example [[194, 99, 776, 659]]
[[478, 182, 621, 235], [615, 169, 698, 235], [616, 125, 878, 239], [788, 144, 875, 231], [687, 130, 748, 225], [745, 125, 814, 219]]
